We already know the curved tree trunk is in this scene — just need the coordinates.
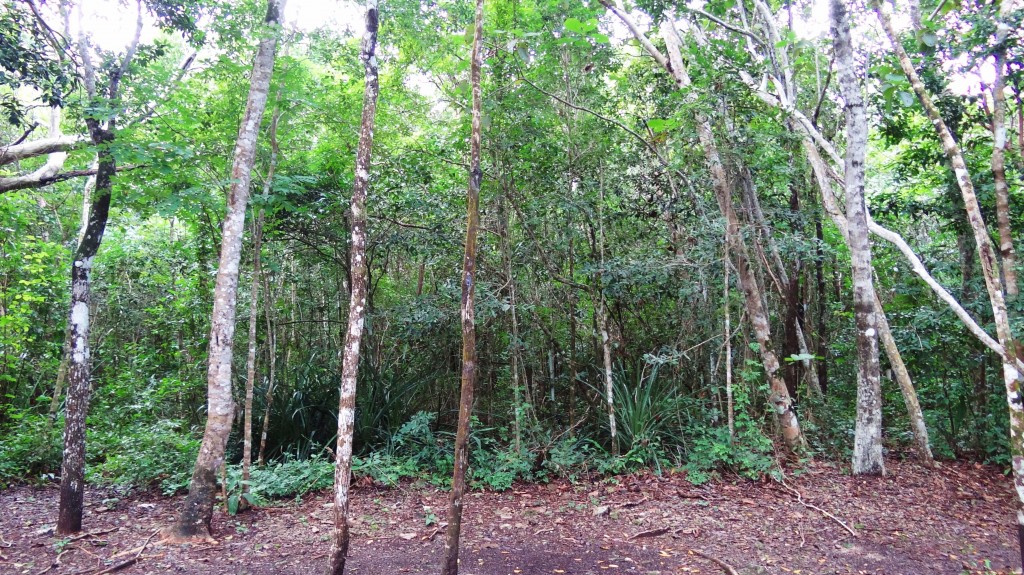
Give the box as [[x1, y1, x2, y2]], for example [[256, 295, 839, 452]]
[[169, 0, 285, 539], [441, 0, 483, 569], [328, 2, 379, 573]]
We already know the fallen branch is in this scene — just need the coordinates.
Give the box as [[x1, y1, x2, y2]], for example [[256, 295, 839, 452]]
[[92, 530, 158, 575], [69, 527, 118, 542], [630, 527, 669, 539], [689, 549, 740, 575], [774, 480, 857, 538]]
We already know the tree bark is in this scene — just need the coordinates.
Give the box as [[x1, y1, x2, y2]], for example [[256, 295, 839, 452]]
[[170, 0, 285, 539], [991, 7, 1017, 300], [440, 0, 483, 569], [832, 0, 884, 476], [724, 239, 735, 441], [328, 2, 379, 573]]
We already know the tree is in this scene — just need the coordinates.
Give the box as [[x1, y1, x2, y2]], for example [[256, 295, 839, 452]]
[[57, 0, 145, 534], [440, 0, 483, 570], [169, 0, 286, 539], [831, 0, 883, 476], [329, 1, 380, 573]]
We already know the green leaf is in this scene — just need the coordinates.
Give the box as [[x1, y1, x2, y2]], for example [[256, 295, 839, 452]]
[[591, 32, 610, 44], [564, 17, 585, 34], [920, 32, 937, 47], [647, 118, 669, 133], [897, 91, 915, 107]]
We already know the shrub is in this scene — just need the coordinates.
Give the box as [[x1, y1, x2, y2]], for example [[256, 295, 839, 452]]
[[0, 411, 62, 486], [86, 419, 200, 494]]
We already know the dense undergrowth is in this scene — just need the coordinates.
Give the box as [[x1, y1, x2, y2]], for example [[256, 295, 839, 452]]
[[1, 359, 1011, 510]]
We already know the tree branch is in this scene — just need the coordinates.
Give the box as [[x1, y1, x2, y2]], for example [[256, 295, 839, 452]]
[[0, 164, 140, 194], [0, 135, 86, 166]]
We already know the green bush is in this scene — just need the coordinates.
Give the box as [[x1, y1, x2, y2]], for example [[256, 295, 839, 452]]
[[0, 412, 62, 486], [243, 454, 334, 499], [86, 420, 200, 494], [683, 422, 776, 485]]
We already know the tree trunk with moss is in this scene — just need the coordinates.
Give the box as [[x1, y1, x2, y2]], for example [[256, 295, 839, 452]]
[[440, 0, 483, 570]]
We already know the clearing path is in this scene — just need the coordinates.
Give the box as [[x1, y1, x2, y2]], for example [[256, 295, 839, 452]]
[[0, 459, 1017, 574]]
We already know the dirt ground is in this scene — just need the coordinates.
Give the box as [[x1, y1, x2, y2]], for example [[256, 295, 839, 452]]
[[0, 459, 1019, 575]]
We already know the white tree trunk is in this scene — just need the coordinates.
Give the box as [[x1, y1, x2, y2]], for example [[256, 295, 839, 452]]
[[832, 0, 884, 475], [171, 0, 286, 539], [329, 2, 379, 573]]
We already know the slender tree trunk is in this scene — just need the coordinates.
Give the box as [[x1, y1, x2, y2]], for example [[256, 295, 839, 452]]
[[257, 271, 278, 466], [874, 3, 1024, 562], [328, 3, 379, 573], [599, 292, 616, 453], [240, 211, 264, 511], [57, 2, 142, 534], [814, 218, 829, 394], [875, 305, 933, 464], [440, 0, 482, 570], [57, 123, 113, 535], [597, 174, 617, 454], [170, 0, 285, 539], [724, 239, 735, 441], [243, 97, 280, 497], [499, 193, 524, 453], [832, 0, 884, 475]]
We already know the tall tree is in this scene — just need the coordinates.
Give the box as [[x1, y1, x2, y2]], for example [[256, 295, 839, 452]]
[[329, 1, 380, 573], [831, 0, 883, 475], [873, 0, 1024, 564], [169, 0, 286, 539], [57, 0, 144, 534], [440, 0, 483, 569]]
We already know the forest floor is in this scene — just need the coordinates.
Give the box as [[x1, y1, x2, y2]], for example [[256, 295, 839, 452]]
[[0, 459, 1019, 575]]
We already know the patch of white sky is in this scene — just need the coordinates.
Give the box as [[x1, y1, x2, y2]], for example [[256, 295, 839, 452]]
[[69, 0, 992, 106], [73, 0, 362, 52]]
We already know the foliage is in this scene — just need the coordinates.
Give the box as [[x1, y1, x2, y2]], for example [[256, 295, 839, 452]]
[[0, 0, 1020, 501], [0, 411, 61, 486], [86, 420, 200, 495]]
